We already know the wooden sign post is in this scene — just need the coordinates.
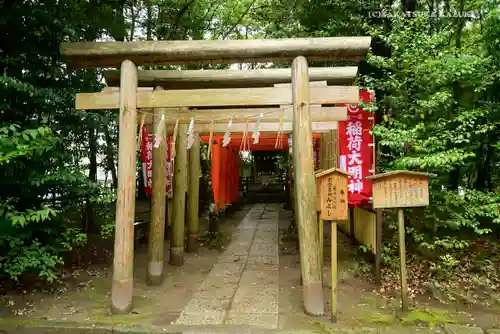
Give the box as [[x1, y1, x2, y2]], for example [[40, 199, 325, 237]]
[[366, 171, 436, 312], [315, 167, 350, 322], [315, 170, 323, 269]]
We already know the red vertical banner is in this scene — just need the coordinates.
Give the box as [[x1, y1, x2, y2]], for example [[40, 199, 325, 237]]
[[313, 138, 320, 169], [211, 137, 221, 213], [141, 127, 153, 195], [229, 151, 234, 204], [229, 150, 233, 205], [166, 136, 173, 198], [235, 153, 240, 202], [224, 149, 230, 206], [338, 90, 375, 206], [220, 147, 227, 207], [140, 127, 173, 196]]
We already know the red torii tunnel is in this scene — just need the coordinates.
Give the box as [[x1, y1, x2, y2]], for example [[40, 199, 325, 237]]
[[201, 133, 321, 212]]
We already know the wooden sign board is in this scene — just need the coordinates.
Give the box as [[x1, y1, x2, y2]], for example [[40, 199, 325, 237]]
[[315, 168, 350, 220], [367, 171, 436, 209]]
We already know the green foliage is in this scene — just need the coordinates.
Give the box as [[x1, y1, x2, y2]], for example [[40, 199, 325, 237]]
[[0, 122, 109, 282], [197, 231, 226, 250], [0, 0, 119, 283], [361, 3, 500, 273], [400, 308, 457, 327]]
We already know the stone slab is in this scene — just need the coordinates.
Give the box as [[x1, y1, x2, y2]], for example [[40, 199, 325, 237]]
[[247, 255, 279, 266], [224, 243, 252, 255], [175, 311, 225, 325], [230, 233, 256, 244], [207, 263, 245, 283], [230, 287, 279, 314], [237, 223, 257, 230], [232, 228, 256, 237], [239, 270, 279, 287], [252, 237, 278, 244], [260, 213, 279, 218], [197, 281, 239, 300], [249, 242, 279, 257], [225, 311, 279, 329], [246, 263, 279, 271], [182, 296, 230, 314], [217, 253, 248, 264], [257, 226, 279, 232], [444, 324, 484, 334], [253, 233, 279, 241]]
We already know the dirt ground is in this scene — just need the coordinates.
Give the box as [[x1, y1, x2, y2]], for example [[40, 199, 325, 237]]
[[0, 204, 252, 326], [277, 208, 500, 330], [1, 203, 500, 332]]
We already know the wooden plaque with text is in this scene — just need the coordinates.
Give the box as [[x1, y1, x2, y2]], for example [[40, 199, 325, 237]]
[[367, 171, 435, 209], [315, 168, 350, 220]]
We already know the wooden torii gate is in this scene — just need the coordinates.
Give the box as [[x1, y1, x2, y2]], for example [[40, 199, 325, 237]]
[[103, 67, 358, 88], [103, 80, 348, 295], [60, 36, 371, 316]]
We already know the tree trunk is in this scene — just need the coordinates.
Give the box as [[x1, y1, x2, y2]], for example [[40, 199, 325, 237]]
[[475, 143, 493, 191], [129, 0, 137, 41], [448, 0, 466, 191], [84, 124, 99, 233], [146, 2, 153, 40]]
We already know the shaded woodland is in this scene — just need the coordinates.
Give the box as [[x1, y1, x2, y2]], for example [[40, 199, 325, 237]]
[[1, 0, 500, 303]]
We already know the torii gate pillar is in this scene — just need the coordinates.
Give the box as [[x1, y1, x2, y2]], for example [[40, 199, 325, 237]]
[[291, 56, 325, 316], [111, 60, 138, 314]]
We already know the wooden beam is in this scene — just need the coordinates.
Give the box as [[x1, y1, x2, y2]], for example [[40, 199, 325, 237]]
[[136, 106, 347, 124], [76, 86, 359, 110], [201, 133, 321, 141], [274, 81, 326, 88], [103, 87, 153, 93], [165, 121, 338, 134], [111, 60, 137, 315], [292, 56, 325, 316], [60, 37, 371, 68], [103, 67, 358, 88]]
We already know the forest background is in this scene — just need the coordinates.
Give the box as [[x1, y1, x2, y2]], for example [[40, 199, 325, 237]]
[[1, 0, 500, 303]]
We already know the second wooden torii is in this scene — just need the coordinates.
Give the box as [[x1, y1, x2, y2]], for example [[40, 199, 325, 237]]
[[103, 67, 358, 89]]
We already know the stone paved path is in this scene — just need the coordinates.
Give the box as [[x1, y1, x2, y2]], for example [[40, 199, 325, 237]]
[[175, 203, 280, 329]]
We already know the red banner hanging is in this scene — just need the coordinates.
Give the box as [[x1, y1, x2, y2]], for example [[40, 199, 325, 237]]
[[140, 127, 173, 197], [313, 138, 320, 169], [338, 90, 375, 206]]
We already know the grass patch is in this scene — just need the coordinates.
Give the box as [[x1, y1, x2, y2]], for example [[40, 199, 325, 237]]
[[400, 308, 457, 327], [355, 313, 397, 325]]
